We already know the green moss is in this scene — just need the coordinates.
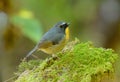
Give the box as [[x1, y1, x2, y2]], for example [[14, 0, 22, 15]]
[[15, 39, 118, 82]]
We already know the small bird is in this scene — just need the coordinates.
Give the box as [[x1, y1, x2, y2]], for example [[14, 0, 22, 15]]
[[25, 21, 69, 59]]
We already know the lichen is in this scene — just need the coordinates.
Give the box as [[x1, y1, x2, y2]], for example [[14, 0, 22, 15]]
[[15, 39, 118, 82]]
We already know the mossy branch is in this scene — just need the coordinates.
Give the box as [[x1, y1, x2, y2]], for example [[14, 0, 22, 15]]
[[15, 39, 118, 82]]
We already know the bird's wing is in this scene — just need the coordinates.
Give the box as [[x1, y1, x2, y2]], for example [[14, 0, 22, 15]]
[[38, 40, 53, 49]]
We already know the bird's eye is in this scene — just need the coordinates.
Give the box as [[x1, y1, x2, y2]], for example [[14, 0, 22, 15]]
[[60, 25, 63, 28], [59, 22, 69, 28]]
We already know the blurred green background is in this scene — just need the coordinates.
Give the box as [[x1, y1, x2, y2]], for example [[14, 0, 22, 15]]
[[0, 0, 120, 82]]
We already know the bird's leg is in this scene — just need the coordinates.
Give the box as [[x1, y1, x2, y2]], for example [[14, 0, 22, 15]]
[[52, 54, 56, 57], [52, 54, 58, 60]]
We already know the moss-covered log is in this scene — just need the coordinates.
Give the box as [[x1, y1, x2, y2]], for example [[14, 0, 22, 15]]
[[15, 39, 118, 82]]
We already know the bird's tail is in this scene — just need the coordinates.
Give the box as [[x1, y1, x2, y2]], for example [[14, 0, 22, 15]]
[[24, 45, 39, 60]]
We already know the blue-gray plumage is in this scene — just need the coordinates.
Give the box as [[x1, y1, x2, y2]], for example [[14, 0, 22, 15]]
[[40, 22, 66, 45]]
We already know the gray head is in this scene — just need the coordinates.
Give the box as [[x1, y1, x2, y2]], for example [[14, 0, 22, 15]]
[[54, 22, 69, 32]]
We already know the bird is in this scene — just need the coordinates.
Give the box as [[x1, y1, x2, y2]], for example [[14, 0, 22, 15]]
[[24, 21, 69, 59]]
